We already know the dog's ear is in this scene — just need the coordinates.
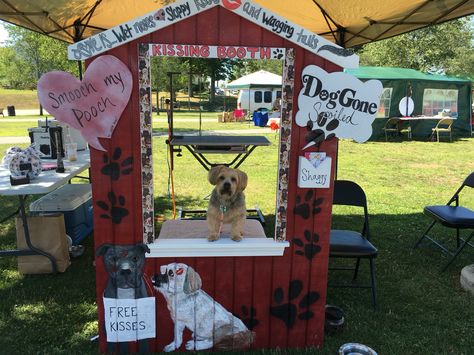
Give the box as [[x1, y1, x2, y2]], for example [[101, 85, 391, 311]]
[[208, 165, 226, 185], [237, 170, 248, 191], [95, 243, 113, 257], [183, 266, 202, 294], [135, 243, 150, 254]]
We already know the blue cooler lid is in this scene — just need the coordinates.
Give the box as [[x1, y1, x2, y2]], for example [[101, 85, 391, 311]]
[[30, 184, 92, 212]]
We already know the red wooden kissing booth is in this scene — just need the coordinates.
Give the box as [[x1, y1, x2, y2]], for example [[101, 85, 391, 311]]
[[67, 2, 363, 353]]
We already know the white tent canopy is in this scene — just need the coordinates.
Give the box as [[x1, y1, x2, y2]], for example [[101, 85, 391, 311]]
[[227, 70, 282, 90]]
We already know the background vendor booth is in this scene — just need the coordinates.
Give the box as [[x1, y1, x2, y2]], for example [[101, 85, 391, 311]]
[[227, 70, 282, 114], [345, 66, 473, 139]]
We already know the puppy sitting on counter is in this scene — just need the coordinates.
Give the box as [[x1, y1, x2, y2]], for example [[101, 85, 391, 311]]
[[206, 165, 248, 242]]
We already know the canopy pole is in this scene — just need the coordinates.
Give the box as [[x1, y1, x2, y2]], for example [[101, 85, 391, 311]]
[[73, 19, 84, 80], [77, 61, 83, 80]]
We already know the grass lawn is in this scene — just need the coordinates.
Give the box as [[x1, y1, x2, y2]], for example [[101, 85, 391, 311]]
[[0, 119, 474, 353], [0, 88, 230, 115], [0, 88, 41, 110], [0, 112, 261, 138]]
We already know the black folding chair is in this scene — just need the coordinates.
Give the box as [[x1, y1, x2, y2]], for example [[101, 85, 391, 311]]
[[413, 171, 474, 271], [329, 180, 378, 309]]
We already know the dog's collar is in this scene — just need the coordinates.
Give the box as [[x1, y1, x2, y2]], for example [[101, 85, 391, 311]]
[[219, 204, 227, 214]]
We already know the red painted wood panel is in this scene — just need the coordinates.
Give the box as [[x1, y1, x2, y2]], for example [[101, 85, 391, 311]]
[[233, 257, 256, 346], [218, 7, 241, 45], [90, 6, 344, 353], [250, 256, 273, 348], [197, 7, 220, 45]]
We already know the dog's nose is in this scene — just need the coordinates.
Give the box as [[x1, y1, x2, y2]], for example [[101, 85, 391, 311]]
[[223, 182, 231, 189], [120, 269, 132, 276]]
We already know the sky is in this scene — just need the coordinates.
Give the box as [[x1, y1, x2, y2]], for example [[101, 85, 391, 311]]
[[0, 21, 8, 44]]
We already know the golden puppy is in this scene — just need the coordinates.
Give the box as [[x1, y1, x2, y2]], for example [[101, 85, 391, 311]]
[[207, 165, 248, 242]]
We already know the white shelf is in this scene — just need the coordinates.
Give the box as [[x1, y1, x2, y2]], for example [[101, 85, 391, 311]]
[[147, 237, 289, 258]]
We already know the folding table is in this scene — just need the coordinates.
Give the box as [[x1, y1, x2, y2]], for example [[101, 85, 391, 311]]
[[0, 150, 90, 273], [169, 135, 271, 171]]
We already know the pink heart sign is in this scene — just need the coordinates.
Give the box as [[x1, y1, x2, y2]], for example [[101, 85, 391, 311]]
[[38, 55, 133, 151]]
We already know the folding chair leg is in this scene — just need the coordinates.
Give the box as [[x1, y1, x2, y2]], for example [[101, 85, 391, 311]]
[[413, 220, 437, 249], [440, 231, 474, 272], [369, 258, 378, 310], [353, 258, 361, 281]]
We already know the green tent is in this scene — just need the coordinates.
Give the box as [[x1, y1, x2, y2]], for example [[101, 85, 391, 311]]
[[345, 66, 472, 139]]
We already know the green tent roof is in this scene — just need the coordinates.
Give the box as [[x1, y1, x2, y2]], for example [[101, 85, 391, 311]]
[[345, 66, 471, 83]]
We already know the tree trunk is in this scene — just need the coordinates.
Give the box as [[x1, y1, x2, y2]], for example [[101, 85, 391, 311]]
[[156, 88, 160, 116], [210, 72, 216, 104], [188, 73, 193, 98]]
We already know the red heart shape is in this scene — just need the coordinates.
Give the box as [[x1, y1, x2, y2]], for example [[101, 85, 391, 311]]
[[38, 55, 133, 151]]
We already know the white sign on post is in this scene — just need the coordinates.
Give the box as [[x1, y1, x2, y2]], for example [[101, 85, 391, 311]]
[[297, 152, 331, 188], [295, 65, 383, 147], [103, 297, 156, 342]]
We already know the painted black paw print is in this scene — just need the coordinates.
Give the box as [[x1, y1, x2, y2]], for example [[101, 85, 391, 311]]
[[101, 147, 133, 181], [239, 306, 259, 330], [294, 190, 323, 219], [305, 112, 339, 146], [272, 48, 284, 59], [293, 230, 321, 260], [97, 192, 129, 224], [270, 280, 320, 328]]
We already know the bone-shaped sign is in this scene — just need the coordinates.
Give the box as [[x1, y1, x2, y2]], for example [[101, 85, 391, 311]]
[[38, 55, 133, 151], [295, 65, 382, 146]]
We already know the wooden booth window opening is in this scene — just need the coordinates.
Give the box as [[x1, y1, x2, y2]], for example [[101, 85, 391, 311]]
[[138, 44, 294, 257]]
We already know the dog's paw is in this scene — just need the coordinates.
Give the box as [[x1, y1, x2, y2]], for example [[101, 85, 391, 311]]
[[164, 342, 177, 352], [293, 230, 321, 260], [101, 147, 133, 181], [186, 339, 213, 351], [293, 190, 324, 220], [207, 234, 220, 242], [185, 340, 196, 351], [231, 234, 243, 242], [270, 279, 320, 328]]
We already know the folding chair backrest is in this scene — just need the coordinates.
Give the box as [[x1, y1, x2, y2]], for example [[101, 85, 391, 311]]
[[437, 118, 453, 129], [463, 171, 474, 188], [446, 171, 474, 205], [384, 118, 399, 130], [333, 180, 370, 238], [333, 180, 367, 208]]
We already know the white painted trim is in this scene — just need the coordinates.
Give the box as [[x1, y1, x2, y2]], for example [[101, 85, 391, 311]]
[[147, 238, 289, 257], [68, 0, 219, 60], [67, 0, 359, 68]]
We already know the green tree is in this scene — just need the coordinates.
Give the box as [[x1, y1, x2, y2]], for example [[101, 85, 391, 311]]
[[182, 58, 236, 105], [0, 25, 78, 90], [150, 56, 189, 111], [231, 59, 283, 80], [358, 18, 474, 78]]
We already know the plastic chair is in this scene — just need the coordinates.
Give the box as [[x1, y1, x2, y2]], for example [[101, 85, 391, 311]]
[[383, 118, 411, 141], [329, 180, 378, 309], [413, 171, 474, 271], [431, 118, 453, 142]]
